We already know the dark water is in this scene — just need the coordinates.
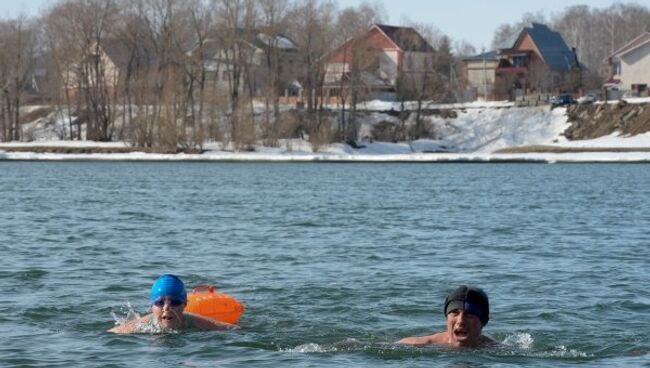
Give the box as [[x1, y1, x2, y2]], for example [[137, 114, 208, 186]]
[[1, 162, 649, 367]]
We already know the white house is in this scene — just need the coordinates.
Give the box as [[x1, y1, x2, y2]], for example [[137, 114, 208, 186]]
[[606, 32, 650, 97]]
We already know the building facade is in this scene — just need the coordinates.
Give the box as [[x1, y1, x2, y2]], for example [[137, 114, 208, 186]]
[[463, 23, 581, 100], [606, 32, 650, 97], [323, 24, 436, 102]]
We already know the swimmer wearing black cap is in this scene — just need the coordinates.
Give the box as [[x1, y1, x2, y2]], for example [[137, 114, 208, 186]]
[[398, 285, 495, 348]]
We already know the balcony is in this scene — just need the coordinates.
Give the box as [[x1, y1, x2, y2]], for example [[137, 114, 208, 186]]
[[496, 66, 528, 75]]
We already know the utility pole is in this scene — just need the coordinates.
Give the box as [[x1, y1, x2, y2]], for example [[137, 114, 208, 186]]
[[482, 47, 488, 100]]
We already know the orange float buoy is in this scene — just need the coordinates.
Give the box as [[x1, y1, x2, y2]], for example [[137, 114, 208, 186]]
[[185, 285, 244, 324]]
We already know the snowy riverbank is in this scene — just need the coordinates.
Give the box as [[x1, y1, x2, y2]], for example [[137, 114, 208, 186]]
[[2, 101, 650, 163], [3, 134, 650, 163]]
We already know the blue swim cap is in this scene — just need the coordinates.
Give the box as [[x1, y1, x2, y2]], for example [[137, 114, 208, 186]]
[[150, 274, 187, 305]]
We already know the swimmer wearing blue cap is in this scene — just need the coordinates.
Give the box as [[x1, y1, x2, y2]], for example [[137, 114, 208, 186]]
[[109, 274, 237, 333], [398, 285, 495, 348]]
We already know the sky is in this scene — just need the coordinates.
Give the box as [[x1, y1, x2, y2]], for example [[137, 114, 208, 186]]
[[0, 0, 639, 49]]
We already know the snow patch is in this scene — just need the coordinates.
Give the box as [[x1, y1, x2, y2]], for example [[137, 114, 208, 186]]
[[4, 105, 650, 162]]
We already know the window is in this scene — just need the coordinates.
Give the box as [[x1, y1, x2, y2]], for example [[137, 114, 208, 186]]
[[512, 56, 526, 68], [612, 62, 621, 76]]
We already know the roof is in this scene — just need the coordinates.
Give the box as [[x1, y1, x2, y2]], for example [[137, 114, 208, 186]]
[[609, 32, 650, 59], [193, 29, 297, 61], [100, 39, 157, 71], [517, 23, 579, 72], [374, 24, 435, 53], [253, 33, 297, 51], [463, 50, 498, 61]]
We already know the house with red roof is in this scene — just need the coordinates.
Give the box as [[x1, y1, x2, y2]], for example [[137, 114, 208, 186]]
[[323, 24, 436, 102]]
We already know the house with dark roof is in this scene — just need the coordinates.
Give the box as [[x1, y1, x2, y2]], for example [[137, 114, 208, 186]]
[[323, 24, 436, 102], [193, 30, 300, 99], [605, 32, 650, 97], [64, 38, 158, 102], [463, 23, 582, 100]]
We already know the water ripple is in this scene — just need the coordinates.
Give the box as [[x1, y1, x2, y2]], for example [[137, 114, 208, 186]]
[[1, 162, 649, 367]]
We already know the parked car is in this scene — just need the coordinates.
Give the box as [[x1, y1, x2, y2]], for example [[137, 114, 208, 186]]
[[577, 92, 598, 105], [551, 93, 576, 107], [622, 90, 635, 99]]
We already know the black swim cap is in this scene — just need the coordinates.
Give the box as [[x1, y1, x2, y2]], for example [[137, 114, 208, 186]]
[[444, 285, 489, 326]]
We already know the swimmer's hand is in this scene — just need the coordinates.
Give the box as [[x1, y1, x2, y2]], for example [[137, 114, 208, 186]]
[[108, 316, 149, 334]]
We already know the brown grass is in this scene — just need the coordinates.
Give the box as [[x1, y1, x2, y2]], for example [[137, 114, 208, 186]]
[[494, 145, 650, 154]]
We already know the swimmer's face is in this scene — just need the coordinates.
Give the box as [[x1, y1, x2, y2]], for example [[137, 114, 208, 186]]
[[152, 297, 186, 330], [446, 308, 483, 347]]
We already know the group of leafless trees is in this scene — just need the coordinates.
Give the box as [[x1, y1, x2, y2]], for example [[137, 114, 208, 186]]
[[0, 0, 460, 147], [0, 16, 38, 142], [1, 1, 648, 147], [492, 3, 650, 89]]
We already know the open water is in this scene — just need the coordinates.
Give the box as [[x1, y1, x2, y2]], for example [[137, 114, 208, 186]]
[[1, 162, 649, 367]]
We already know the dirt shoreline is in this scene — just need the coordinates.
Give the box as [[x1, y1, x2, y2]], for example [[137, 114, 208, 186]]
[[0, 146, 202, 154], [2, 144, 649, 155]]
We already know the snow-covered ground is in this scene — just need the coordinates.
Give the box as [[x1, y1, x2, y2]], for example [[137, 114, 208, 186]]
[[347, 99, 516, 111], [601, 97, 650, 105], [2, 102, 650, 163]]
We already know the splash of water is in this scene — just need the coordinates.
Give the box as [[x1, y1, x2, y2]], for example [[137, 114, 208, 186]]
[[282, 338, 368, 353], [110, 302, 141, 326], [545, 345, 590, 359], [500, 332, 591, 359], [284, 343, 334, 353], [502, 332, 535, 349], [110, 302, 175, 334]]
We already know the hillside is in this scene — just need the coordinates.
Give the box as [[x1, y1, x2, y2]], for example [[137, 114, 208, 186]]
[[563, 100, 650, 140]]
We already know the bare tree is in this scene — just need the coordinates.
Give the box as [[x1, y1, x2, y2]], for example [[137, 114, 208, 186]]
[[257, 0, 291, 145], [45, 0, 121, 141], [396, 25, 453, 140], [453, 40, 476, 58], [288, 0, 336, 145], [178, 0, 215, 150], [334, 2, 383, 143], [44, 4, 80, 140], [0, 16, 38, 142], [213, 0, 259, 150], [81, 0, 120, 141]]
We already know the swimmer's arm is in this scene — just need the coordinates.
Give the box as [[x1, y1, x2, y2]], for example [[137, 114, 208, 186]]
[[396, 336, 432, 346], [107, 315, 150, 334], [396, 334, 440, 346], [186, 313, 240, 331], [481, 335, 498, 346]]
